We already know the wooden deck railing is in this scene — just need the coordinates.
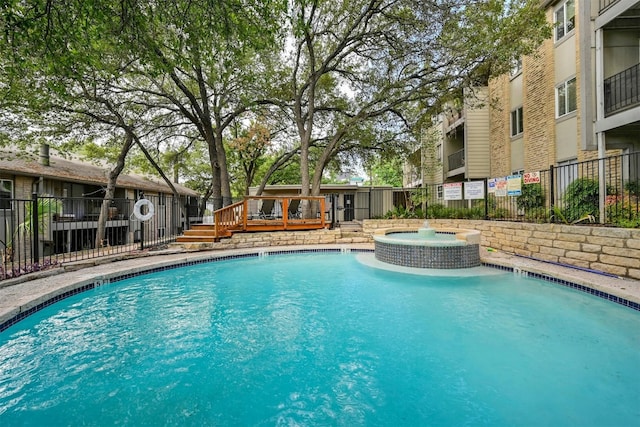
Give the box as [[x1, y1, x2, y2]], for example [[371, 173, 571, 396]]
[[213, 200, 245, 239], [211, 196, 327, 240]]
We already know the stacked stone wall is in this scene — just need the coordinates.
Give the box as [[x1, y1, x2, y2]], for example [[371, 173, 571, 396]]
[[180, 229, 371, 252]]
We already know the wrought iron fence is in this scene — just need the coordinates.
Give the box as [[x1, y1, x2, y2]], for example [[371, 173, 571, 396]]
[[370, 152, 640, 227], [0, 194, 193, 280]]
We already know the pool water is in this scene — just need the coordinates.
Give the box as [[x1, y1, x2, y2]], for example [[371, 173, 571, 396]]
[[0, 253, 639, 426]]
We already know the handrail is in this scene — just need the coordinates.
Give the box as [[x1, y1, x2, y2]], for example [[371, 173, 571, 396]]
[[213, 200, 244, 239], [604, 62, 639, 116], [448, 149, 465, 171]]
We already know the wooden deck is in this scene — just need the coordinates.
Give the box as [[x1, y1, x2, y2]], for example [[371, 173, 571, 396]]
[[176, 196, 327, 243]]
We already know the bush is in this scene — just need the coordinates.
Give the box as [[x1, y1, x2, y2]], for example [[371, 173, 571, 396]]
[[523, 207, 549, 223], [606, 195, 640, 228], [625, 181, 640, 197], [562, 178, 603, 223], [383, 205, 419, 219], [517, 183, 545, 211]]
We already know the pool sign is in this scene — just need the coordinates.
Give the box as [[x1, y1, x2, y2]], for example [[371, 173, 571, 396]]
[[507, 175, 522, 196], [523, 171, 541, 184], [495, 177, 507, 197], [443, 182, 463, 200], [487, 178, 496, 194], [464, 181, 485, 199]]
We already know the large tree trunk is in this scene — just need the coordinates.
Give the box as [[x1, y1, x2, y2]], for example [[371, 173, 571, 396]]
[[95, 133, 134, 247], [214, 129, 233, 206], [206, 135, 223, 211]]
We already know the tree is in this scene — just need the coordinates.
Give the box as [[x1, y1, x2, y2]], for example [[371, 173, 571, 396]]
[[1, 0, 288, 214], [118, 0, 287, 209], [281, 0, 549, 199]]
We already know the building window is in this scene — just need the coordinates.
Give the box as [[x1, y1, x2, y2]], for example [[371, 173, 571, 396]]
[[556, 77, 577, 117], [0, 180, 13, 210], [510, 107, 524, 137], [557, 159, 578, 197], [510, 57, 522, 77], [436, 143, 442, 161], [555, 0, 575, 41], [437, 185, 443, 199]]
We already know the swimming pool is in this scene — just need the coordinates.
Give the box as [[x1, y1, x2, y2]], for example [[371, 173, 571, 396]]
[[1, 252, 639, 425]]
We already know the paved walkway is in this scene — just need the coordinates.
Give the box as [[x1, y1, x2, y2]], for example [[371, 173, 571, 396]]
[[1, 244, 639, 331]]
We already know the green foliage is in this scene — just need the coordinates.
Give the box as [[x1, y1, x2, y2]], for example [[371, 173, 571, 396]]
[[383, 206, 419, 219], [606, 195, 640, 228], [489, 207, 511, 219], [550, 205, 595, 225], [523, 207, 549, 223], [562, 178, 609, 223], [7, 196, 63, 249], [624, 181, 640, 197], [368, 157, 404, 187], [517, 183, 545, 210]]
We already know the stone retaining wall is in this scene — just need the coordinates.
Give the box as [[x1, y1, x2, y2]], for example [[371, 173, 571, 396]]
[[363, 219, 640, 280], [177, 228, 371, 252]]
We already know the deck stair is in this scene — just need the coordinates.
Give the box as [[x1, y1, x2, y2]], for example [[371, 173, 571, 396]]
[[176, 224, 218, 243]]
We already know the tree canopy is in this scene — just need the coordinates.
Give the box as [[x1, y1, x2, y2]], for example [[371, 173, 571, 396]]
[[1, 0, 550, 208]]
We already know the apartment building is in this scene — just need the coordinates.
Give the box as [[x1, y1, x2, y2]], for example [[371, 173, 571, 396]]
[[490, 0, 639, 177], [0, 146, 200, 256], [406, 0, 639, 216], [403, 87, 490, 205]]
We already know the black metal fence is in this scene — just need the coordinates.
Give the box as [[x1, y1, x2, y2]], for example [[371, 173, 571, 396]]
[[369, 151, 640, 227], [1, 194, 194, 280]]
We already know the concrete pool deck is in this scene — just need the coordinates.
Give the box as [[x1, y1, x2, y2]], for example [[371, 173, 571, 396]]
[[1, 244, 640, 332]]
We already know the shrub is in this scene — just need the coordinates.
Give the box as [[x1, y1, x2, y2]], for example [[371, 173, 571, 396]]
[[606, 195, 640, 228], [562, 178, 603, 223], [383, 205, 418, 219], [624, 181, 640, 197], [524, 207, 549, 223], [517, 183, 545, 211]]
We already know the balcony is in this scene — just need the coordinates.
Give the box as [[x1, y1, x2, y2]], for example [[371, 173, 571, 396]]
[[604, 63, 639, 116], [448, 149, 465, 172]]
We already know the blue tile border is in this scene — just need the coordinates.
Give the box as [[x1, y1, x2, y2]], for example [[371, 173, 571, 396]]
[[1, 249, 637, 333], [0, 283, 96, 332], [482, 262, 640, 312]]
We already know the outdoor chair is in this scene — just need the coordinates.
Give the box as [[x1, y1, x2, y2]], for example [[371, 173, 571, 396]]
[[287, 199, 301, 219], [258, 199, 276, 219]]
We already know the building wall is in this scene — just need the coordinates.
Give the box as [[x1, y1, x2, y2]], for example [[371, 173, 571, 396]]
[[489, 75, 511, 177], [464, 87, 491, 178], [489, 2, 595, 175]]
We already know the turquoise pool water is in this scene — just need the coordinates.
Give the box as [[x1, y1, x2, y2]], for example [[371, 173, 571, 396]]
[[0, 252, 639, 426]]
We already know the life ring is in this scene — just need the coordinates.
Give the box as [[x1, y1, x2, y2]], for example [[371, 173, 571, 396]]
[[133, 199, 155, 221]]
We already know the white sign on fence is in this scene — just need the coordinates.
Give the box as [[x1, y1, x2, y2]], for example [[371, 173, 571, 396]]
[[507, 175, 522, 196], [523, 171, 541, 184], [487, 178, 496, 194], [464, 181, 485, 199], [443, 182, 463, 200], [495, 177, 507, 197]]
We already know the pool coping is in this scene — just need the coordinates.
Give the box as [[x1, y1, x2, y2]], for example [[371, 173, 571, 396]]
[[1, 244, 639, 332]]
